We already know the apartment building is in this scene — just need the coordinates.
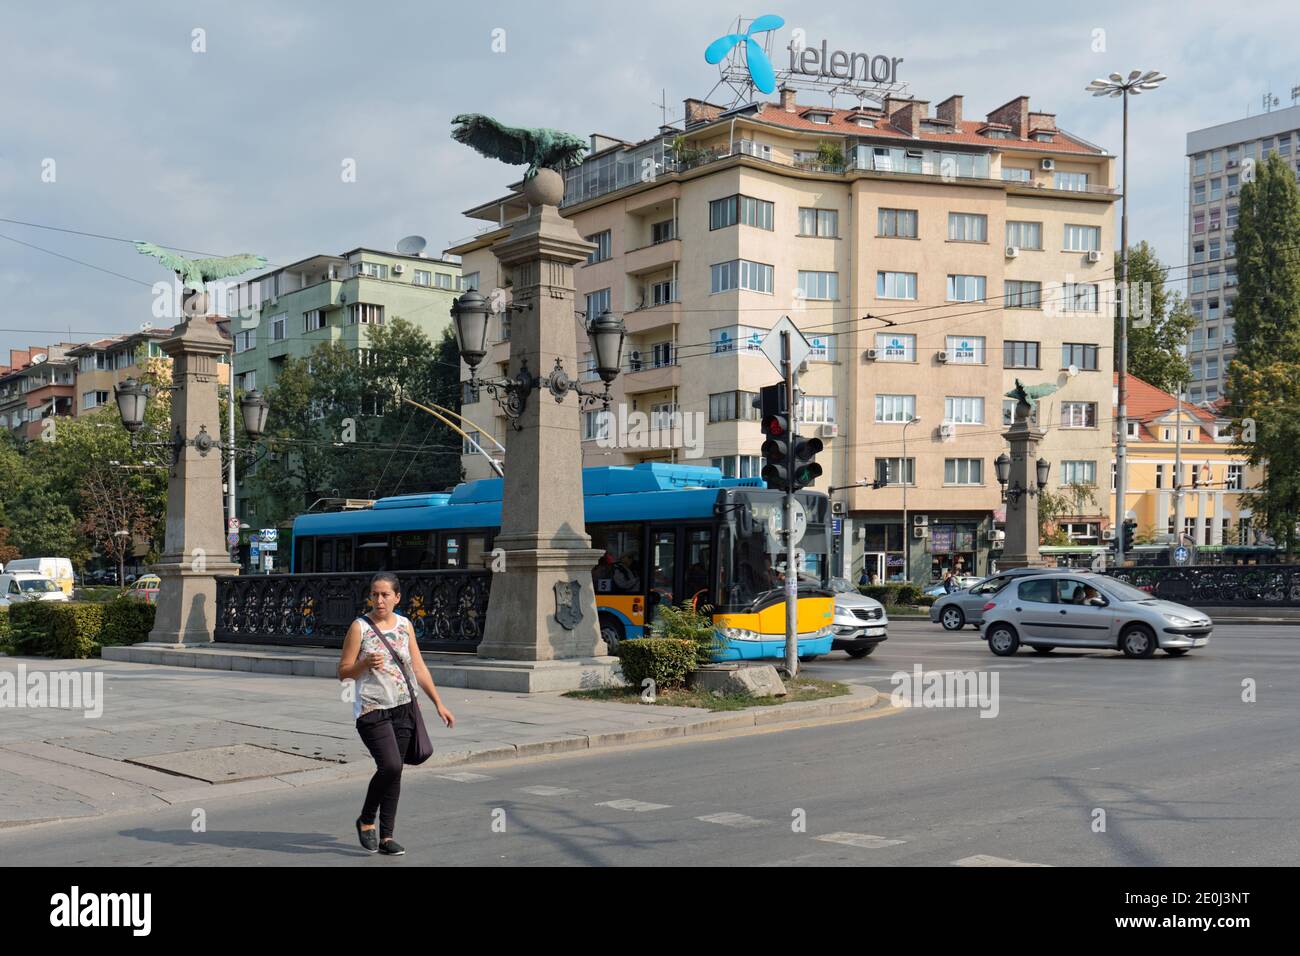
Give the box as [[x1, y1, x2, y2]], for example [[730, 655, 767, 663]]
[[0, 344, 78, 440], [449, 89, 1116, 581], [1114, 373, 1261, 548], [1185, 103, 1300, 402], [64, 328, 229, 418], [227, 246, 461, 521]]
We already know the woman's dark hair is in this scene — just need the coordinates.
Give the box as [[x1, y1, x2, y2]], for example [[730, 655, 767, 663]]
[[369, 571, 401, 595]]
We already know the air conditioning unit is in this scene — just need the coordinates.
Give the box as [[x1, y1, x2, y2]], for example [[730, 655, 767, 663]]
[[1040, 158, 1055, 171], [914, 514, 928, 527], [1228, 188, 1239, 198], [1227, 159, 1238, 168], [627, 350, 643, 371], [864, 348, 879, 361], [1087, 250, 1103, 263], [1005, 246, 1019, 258], [992, 529, 1006, 543], [938, 422, 956, 440], [831, 500, 846, 515], [1102, 528, 1116, 541], [913, 525, 928, 539], [936, 350, 950, 363], [819, 423, 839, 438], [392, 264, 405, 275], [1226, 276, 1238, 287]]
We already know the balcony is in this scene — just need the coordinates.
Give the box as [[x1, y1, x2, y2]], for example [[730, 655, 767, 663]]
[[624, 238, 681, 277], [624, 302, 682, 337], [621, 362, 680, 395]]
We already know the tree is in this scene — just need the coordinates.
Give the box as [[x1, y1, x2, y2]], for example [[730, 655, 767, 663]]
[[1225, 152, 1300, 556], [78, 466, 154, 586], [1037, 481, 1098, 545], [1115, 241, 1196, 393]]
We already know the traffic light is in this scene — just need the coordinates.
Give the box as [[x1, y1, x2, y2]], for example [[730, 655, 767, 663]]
[[760, 406, 793, 491], [872, 460, 891, 489], [1121, 519, 1137, 553], [791, 433, 823, 491]]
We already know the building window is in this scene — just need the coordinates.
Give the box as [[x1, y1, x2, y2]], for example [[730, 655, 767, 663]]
[[710, 325, 764, 354], [82, 390, 109, 410], [944, 396, 984, 424], [711, 455, 763, 478], [585, 288, 611, 323], [234, 329, 256, 353], [648, 278, 677, 306], [461, 381, 480, 405], [946, 275, 986, 302], [650, 341, 673, 368], [1061, 402, 1098, 428], [434, 273, 453, 289], [1061, 460, 1097, 485], [1064, 223, 1101, 252], [303, 309, 327, 332], [1001, 167, 1032, 182], [1155, 464, 1165, 489], [270, 313, 286, 342], [709, 194, 773, 231], [797, 395, 836, 424], [1054, 171, 1089, 191], [807, 333, 835, 362], [710, 260, 773, 294], [1002, 400, 1039, 426], [1005, 280, 1042, 309], [875, 394, 916, 423], [874, 457, 915, 486], [1005, 221, 1042, 250], [1062, 343, 1099, 371], [708, 391, 759, 422], [734, 139, 772, 161], [348, 303, 384, 325], [359, 262, 389, 279], [947, 212, 988, 242], [237, 371, 256, 392], [944, 458, 983, 485], [413, 270, 431, 287], [582, 410, 609, 442], [651, 219, 676, 244], [876, 271, 917, 300], [1063, 283, 1099, 312], [875, 332, 915, 361], [460, 272, 480, 291], [797, 271, 838, 300], [1004, 340, 1040, 368], [946, 335, 985, 363], [877, 208, 918, 238], [798, 208, 839, 237], [585, 230, 612, 264], [1227, 464, 1243, 490]]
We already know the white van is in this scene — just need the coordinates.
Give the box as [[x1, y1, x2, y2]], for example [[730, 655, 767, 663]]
[[0, 572, 70, 605], [3, 558, 74, 595]]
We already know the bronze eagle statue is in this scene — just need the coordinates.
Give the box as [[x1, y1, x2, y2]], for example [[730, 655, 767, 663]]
[[1005, 378, 1060, 408], [450, 114, 588, 179], [134, 242, 267, 291]]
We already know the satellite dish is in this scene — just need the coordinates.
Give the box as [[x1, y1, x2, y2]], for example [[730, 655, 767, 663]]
[[396, 235, 427, 257], [32, 353, 47, 364], [1067, 364, 1079, 377]]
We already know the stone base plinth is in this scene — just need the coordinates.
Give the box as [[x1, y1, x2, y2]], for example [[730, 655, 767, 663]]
[[477, 547, 607, 661], [147, 558, 239, 645]]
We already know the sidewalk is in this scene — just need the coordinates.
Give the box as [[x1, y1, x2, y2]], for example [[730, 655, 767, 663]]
[[0, 655, 882, 830]]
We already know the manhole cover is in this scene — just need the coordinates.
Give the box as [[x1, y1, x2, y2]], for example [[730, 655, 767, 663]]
[[126, 744, 329, 783]]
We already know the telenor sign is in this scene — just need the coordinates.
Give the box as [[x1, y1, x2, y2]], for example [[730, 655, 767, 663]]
[[790, 40, 903, 84]]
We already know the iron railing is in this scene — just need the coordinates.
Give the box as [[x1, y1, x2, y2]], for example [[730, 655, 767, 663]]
[[215, 571, 491, 650], [1104, 564, 1300, 606]]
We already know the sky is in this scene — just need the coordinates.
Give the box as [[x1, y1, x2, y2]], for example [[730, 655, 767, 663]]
[[2, 0, 1299, 356]]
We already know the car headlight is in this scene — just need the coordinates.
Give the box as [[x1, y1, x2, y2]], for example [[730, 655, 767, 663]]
[[719, 626, 760, 642], [1163, 613, 1194, 625]]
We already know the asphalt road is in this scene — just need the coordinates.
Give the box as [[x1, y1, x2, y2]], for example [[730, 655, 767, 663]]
[[1, 621, 1295, 866]]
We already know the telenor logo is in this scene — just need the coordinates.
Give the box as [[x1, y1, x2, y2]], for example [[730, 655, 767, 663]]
[[705, 14, 784, 94]]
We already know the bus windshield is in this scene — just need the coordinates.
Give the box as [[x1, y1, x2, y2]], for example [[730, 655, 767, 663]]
[[722, 489, 830, 607]]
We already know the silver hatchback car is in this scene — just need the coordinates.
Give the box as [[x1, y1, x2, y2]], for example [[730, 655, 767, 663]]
[[980, 571, 1212, 658]]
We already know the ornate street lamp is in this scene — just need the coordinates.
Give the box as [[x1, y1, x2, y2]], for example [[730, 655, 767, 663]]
[[1036, 457, 1051, 491], [994, 452, 1052, 505], [240, 389, 269, 440], [451, 292, 625, 430], [113, 376, 269, 470], [114, 377, 150, 434]]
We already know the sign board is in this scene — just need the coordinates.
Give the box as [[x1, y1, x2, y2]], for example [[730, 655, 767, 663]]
[[250, 543, 261, 560], [227, 517, 240, 534], [759, 316, 812, 377], [832, 517, 843, 535], [226, 533, 239, 547], [259, 541, 278, 552], [1172, 545, 1193, 566], [262, 555, 274, 572], [260, 528, 278, 543]]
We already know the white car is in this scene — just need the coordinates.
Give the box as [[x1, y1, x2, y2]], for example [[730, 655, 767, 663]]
[[821, 576, 889, 659], [0, 573, 70, 605]]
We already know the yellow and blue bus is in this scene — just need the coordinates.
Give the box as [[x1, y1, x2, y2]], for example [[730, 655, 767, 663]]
[[290, 463, 835, 661]]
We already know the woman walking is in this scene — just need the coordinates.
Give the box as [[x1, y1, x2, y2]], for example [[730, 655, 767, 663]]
[[338, 572, 455, 856]]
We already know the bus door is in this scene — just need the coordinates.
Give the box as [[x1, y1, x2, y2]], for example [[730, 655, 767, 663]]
[[647, 524, 715, 623], [647, 527, 678, 624]]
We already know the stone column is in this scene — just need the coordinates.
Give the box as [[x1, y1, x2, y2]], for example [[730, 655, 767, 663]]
[[148, 316, 239, 644], [998, 402, 1046, 569], [476, 169, 607, 661]]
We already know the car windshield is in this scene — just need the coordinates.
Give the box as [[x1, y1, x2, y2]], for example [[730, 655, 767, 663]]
[[825, 577, 856, 593], [19, 579, 57, 593], [1098, 578, 1157, 602]]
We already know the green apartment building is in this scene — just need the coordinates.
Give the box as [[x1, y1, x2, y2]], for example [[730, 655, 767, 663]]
[[229, 246, 463, 524]]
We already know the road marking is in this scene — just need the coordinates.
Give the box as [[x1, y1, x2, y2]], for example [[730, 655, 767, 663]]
[[437, 771, 493, 783], [953, 854, 1050, 867], [814, 832, 906, 849], [697, 812, 768, 828], [597, 798, 670, 812], [518, 785, 576, 796]]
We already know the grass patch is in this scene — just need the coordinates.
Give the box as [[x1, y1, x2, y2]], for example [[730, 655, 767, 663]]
[[565, 676, 850, 712]]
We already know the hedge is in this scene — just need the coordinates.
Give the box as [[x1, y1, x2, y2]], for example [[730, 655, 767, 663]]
[[0, 606, 10, 652], [617, 638, 696, 690], [858, 583, 927, 606], [2, 598, 154, 658]]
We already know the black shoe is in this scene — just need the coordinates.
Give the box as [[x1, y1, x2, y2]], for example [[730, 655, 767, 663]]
[[378, 838, 406, 856], [356, 817, 378, 853]]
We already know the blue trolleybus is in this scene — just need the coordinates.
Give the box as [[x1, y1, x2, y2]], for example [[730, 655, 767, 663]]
[[290, 463, 836, 660]]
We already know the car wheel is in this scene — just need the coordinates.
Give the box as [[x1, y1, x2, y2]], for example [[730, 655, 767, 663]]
[[1120, 624, 1157, 658], [940, 606, 966, 630], [1164, 647, 1189, 657], [1031, 645, 1054, 654], [987, 623, 1020, 656], [845, 646, 875, 659], [598, 614, 625, 655]]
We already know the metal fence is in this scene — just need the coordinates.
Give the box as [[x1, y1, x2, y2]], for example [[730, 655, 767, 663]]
[[1104, 564, 1300, 607], [215, 571, 491, 650]]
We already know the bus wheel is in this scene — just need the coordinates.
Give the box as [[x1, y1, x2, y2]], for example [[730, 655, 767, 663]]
[[799, 654, 820, 662], [599, 614, 625, 654]]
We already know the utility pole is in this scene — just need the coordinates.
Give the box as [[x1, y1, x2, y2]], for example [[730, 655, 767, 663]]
[[227, 382, 236, 564], [1173, 384, 1185, 546], [781, 329, 798, 678]]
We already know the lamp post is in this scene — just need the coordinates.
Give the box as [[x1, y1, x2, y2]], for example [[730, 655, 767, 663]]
[[901, 416, 920, 582], [1087, 69, 1166, 564], [111, 318, 269, 643]]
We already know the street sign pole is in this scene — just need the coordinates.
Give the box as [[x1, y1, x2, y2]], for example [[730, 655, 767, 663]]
[[782, 330, 798, 678]]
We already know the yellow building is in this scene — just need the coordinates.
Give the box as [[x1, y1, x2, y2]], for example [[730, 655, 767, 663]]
[[66, 325, 231, 417], [448, 89, 1117, 580], [1112, 373, 1261, 547]]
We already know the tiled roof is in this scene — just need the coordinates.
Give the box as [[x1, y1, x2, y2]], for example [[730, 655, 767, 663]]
[[746, 102, 1104, 155], [1116, 372, 1218, 440]]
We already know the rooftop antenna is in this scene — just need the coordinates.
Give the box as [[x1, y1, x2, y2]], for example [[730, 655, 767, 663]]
[[1263, 91, 1280, 112], [1292, 84, 1300, 105], [396, 235, 427, 258], [653, 88, 676, 127]]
